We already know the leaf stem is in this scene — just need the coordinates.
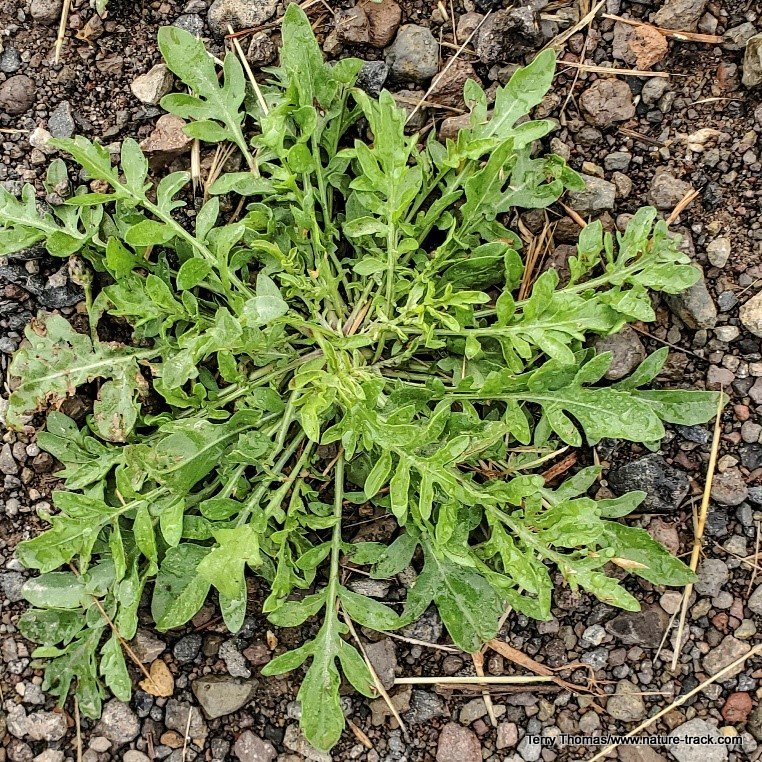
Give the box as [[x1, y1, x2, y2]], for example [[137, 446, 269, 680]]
[[327, 452, 345, 608]]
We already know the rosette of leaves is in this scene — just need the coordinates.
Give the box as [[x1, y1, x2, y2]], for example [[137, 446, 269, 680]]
[[1, 6, 721, 752]]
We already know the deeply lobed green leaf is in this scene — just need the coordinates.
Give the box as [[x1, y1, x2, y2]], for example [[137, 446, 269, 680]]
[[2, 6, 721, 752]]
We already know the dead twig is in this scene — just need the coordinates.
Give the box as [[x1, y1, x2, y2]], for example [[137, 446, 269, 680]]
[[617, 127, 665, 148], [629, 323, 709, 363], [540, 451, 578, 484], [666, 188, 700, 225], [487, 639, 599, 694], [559, 202, 588, 229], [68, 563, 155, 687]]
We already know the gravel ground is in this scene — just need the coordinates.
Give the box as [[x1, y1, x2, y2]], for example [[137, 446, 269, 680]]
[[1, 0, 762, 761]]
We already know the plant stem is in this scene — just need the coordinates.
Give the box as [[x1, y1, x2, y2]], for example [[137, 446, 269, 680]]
[[236, 433, 307, 526], [326, 453, 345, 608]]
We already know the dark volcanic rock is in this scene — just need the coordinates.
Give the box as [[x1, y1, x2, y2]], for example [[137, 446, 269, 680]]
[[607, 454, 691, 513]]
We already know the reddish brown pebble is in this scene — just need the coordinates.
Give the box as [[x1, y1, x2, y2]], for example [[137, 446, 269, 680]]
[[721, 692, 753, 723]]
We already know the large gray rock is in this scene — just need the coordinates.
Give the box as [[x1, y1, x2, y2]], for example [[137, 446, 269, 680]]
[[664, 266, 717, 329], [743, 34, 762, 87], [740, 290, 762, 337], [0, 74, 36, 115], [94, 700, 140, 746], [131, 629, 165, 663], [748, 583, 762, 615], [131, 64, 174, 105], [356, 60, 389, 97], [48, 101, 75, 139], [208, 0, 278, 36], [606, 680, 646, 722], [475, 7, 542, 65], [694, 558, 729, 597], [653, 0, 708, 31], [30, 0, 62, 24], [702, 635, 751, 678], [579, 79, 635, 128], [607, 454, 690, 513], [385, 25, 439, 84], [648, 170, 693, 210], [593, 326, 646, 380], [668, 718, 728, 762], [233, 730, 277, 762], [436, 723, 481, 762], [191, 675, 258, 719], [360, 0, 402, 48], [568, 175, 616, 214], [6, 706, 67, 742], [165, 699, 209, 739], [365, 638, 397, 690], [710, 468, 749, 506], [706, 236, 731, 267], [606, 606, 668, 649]]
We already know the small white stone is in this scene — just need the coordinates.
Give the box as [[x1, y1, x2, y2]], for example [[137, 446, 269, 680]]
[[130, 64, 174, 105], [706, 236, 731, 267]]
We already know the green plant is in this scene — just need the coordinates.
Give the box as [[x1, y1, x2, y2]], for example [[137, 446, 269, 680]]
[[2, 6, 720, 751]]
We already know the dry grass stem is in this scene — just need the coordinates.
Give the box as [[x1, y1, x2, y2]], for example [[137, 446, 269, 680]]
[[191, 139, 202, 195], [670, 390, 724, 672], [748, 521, 761, 596], [228, 25, 270, 115], [590, 642, 762, 761], [395, 675, 555, 685], [347, 718, 374, 750], [181, 706, 193, 761], [556, 60, 672, 78], [54, 0, 73, 64], [342, 607, 411, 742], [74, 697, 82, 762], [471, 651, 498, 726], [543, 0, 606, 51], [383, 631, 461, 653], [517, 215, 554, 300]]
